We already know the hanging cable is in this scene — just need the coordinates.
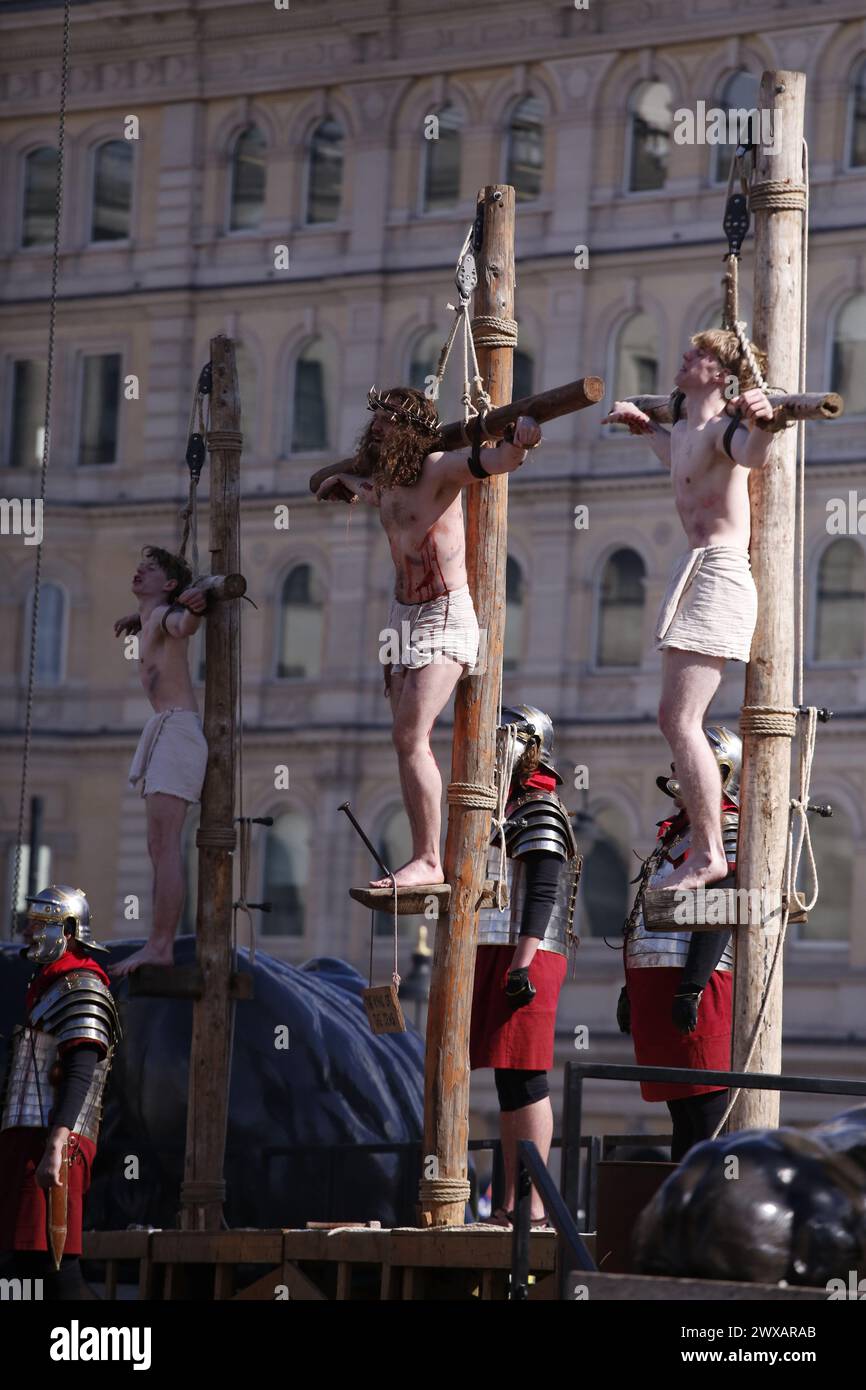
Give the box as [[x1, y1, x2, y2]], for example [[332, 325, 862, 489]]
[[9, 0, 71, 938]]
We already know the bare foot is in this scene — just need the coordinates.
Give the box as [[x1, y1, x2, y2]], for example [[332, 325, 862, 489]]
[[369, 857, 444, 890], [110, 941, 175, 977], [659, 853, 730, 893]]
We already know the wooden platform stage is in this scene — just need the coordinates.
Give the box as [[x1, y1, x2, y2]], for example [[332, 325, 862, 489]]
[[82, 1227, 827, 1301]]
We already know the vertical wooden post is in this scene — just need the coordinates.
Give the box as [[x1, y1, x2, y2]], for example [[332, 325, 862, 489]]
[[179, 334, 241, 1230], [419, 185, 515, 1227], [731, 72, 806, 1130]]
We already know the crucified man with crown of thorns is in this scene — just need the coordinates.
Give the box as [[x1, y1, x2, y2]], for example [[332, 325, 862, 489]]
[[317, 386, 541, 890]]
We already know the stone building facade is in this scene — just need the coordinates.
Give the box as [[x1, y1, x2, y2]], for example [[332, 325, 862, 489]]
[[1, 0, 866, 1142]]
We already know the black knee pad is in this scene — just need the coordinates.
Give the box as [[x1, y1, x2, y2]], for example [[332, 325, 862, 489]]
[[494, 1068, 549, 1113]]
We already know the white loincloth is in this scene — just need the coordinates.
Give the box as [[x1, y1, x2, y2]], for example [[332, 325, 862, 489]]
[[128, 708, 208, 803], [656, 545, 758, 663], [384, 582, 480, 678]]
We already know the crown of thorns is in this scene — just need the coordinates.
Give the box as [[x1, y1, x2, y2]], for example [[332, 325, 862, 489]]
[[367, 387, 441, 436]]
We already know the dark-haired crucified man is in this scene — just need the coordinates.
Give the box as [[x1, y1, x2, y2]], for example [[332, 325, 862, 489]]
[[111, 546, 209, 975], [317, 388, 541, 890]]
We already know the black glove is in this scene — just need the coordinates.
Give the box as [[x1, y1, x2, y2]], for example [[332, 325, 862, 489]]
[[616, 986, 631, 1034], [671, 985, 703, 1035], [505, 968, 536, 1009]]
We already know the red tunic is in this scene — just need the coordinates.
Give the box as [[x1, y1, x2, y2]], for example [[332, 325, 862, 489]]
[[0, 949, 110, 1255], [470, 947, 567, 1071], [625, 799, 736, 1102]]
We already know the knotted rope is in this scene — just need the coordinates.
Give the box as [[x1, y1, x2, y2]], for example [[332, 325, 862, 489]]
[[739, 706, 798, 739], [417, 1176, 472, 1205]]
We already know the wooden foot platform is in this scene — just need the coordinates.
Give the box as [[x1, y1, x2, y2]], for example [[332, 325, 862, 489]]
[[348, 879, 506, 915], [643, 882, 789, 933]]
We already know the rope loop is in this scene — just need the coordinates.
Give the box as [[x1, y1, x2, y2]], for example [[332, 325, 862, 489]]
[[447, 782, 498, 810], [739, 705, 798, 739]]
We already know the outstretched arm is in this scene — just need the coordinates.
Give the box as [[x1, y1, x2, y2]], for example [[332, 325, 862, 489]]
[[428, 415, 542, 489], [316, 472, 379, 506], [604, 401, 672, 469], [161, 587, 207, 638], [727, 389, 776, 469]]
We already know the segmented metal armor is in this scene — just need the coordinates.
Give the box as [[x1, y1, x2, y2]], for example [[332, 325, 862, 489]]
[[624, 811, 737, 971], [478, 789, 582, 958], [1, 970, 121, 1144]]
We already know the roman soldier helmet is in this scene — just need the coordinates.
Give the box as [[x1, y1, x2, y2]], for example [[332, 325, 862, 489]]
[[23, 884, 110, 962], [498, 704, 563, 786], [656, 724, 743, 807]]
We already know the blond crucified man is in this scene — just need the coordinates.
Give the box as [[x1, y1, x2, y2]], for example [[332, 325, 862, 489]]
[[605, 330, 774, 892]]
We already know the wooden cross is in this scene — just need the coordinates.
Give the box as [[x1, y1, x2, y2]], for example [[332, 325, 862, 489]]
[[312, 186, 604, 1227]]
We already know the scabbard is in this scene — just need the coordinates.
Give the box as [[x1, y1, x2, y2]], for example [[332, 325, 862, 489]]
[[47, 1140, 69, 1272]]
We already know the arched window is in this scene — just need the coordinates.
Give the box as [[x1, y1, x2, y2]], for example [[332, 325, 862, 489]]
[[262, 810, 309, 936], [408, 327, 459, 424], [504, 556, 525, 672], [306, 118, 344, 224], [505, 96, 545, 202], [614, 312, 658, 399], [815, 540, 866, 662], [796, 801, 851, 943], [513, 349, 534, 403], [374, 805, 420, 936], [91, 140, 133, 241], [423, 103, 462, 211], [8, 359, 47, 468], [579, 804, 631, 938], [698, 304, 725, 332], [712, 70, 760, 184], [847, 57, 866, 168], [831, 294, 866, 414], [277, 564, 324, 679], [290, 338, 330, 452], [596, 549, 645, 668], [24, 582, 66, 685], [22, 147, 58, 248], [627, 81, 673, 192], [78, 353, 121, 466], [229, 125, 266, 231]]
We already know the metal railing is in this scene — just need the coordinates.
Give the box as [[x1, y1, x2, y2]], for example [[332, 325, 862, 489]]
[[512, 1059, 866, 1301]]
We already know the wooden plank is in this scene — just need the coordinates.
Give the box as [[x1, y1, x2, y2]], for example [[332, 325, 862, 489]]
[[104, 1259, 118, 1301], [349, 883, 450, 914], [335, 1262, 352, 1300], [379, 1264, 396, 1301], [349, 880, 503, 913], [151, 1230, 284, 1264], [386, 1227, 557, 1270], [626, 390, 841, 429], [83, 1230, 152, 1260], [213, 1264, 234, 1300], [567, 1271, 827, 1301], [308, 377, 605, 493]]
